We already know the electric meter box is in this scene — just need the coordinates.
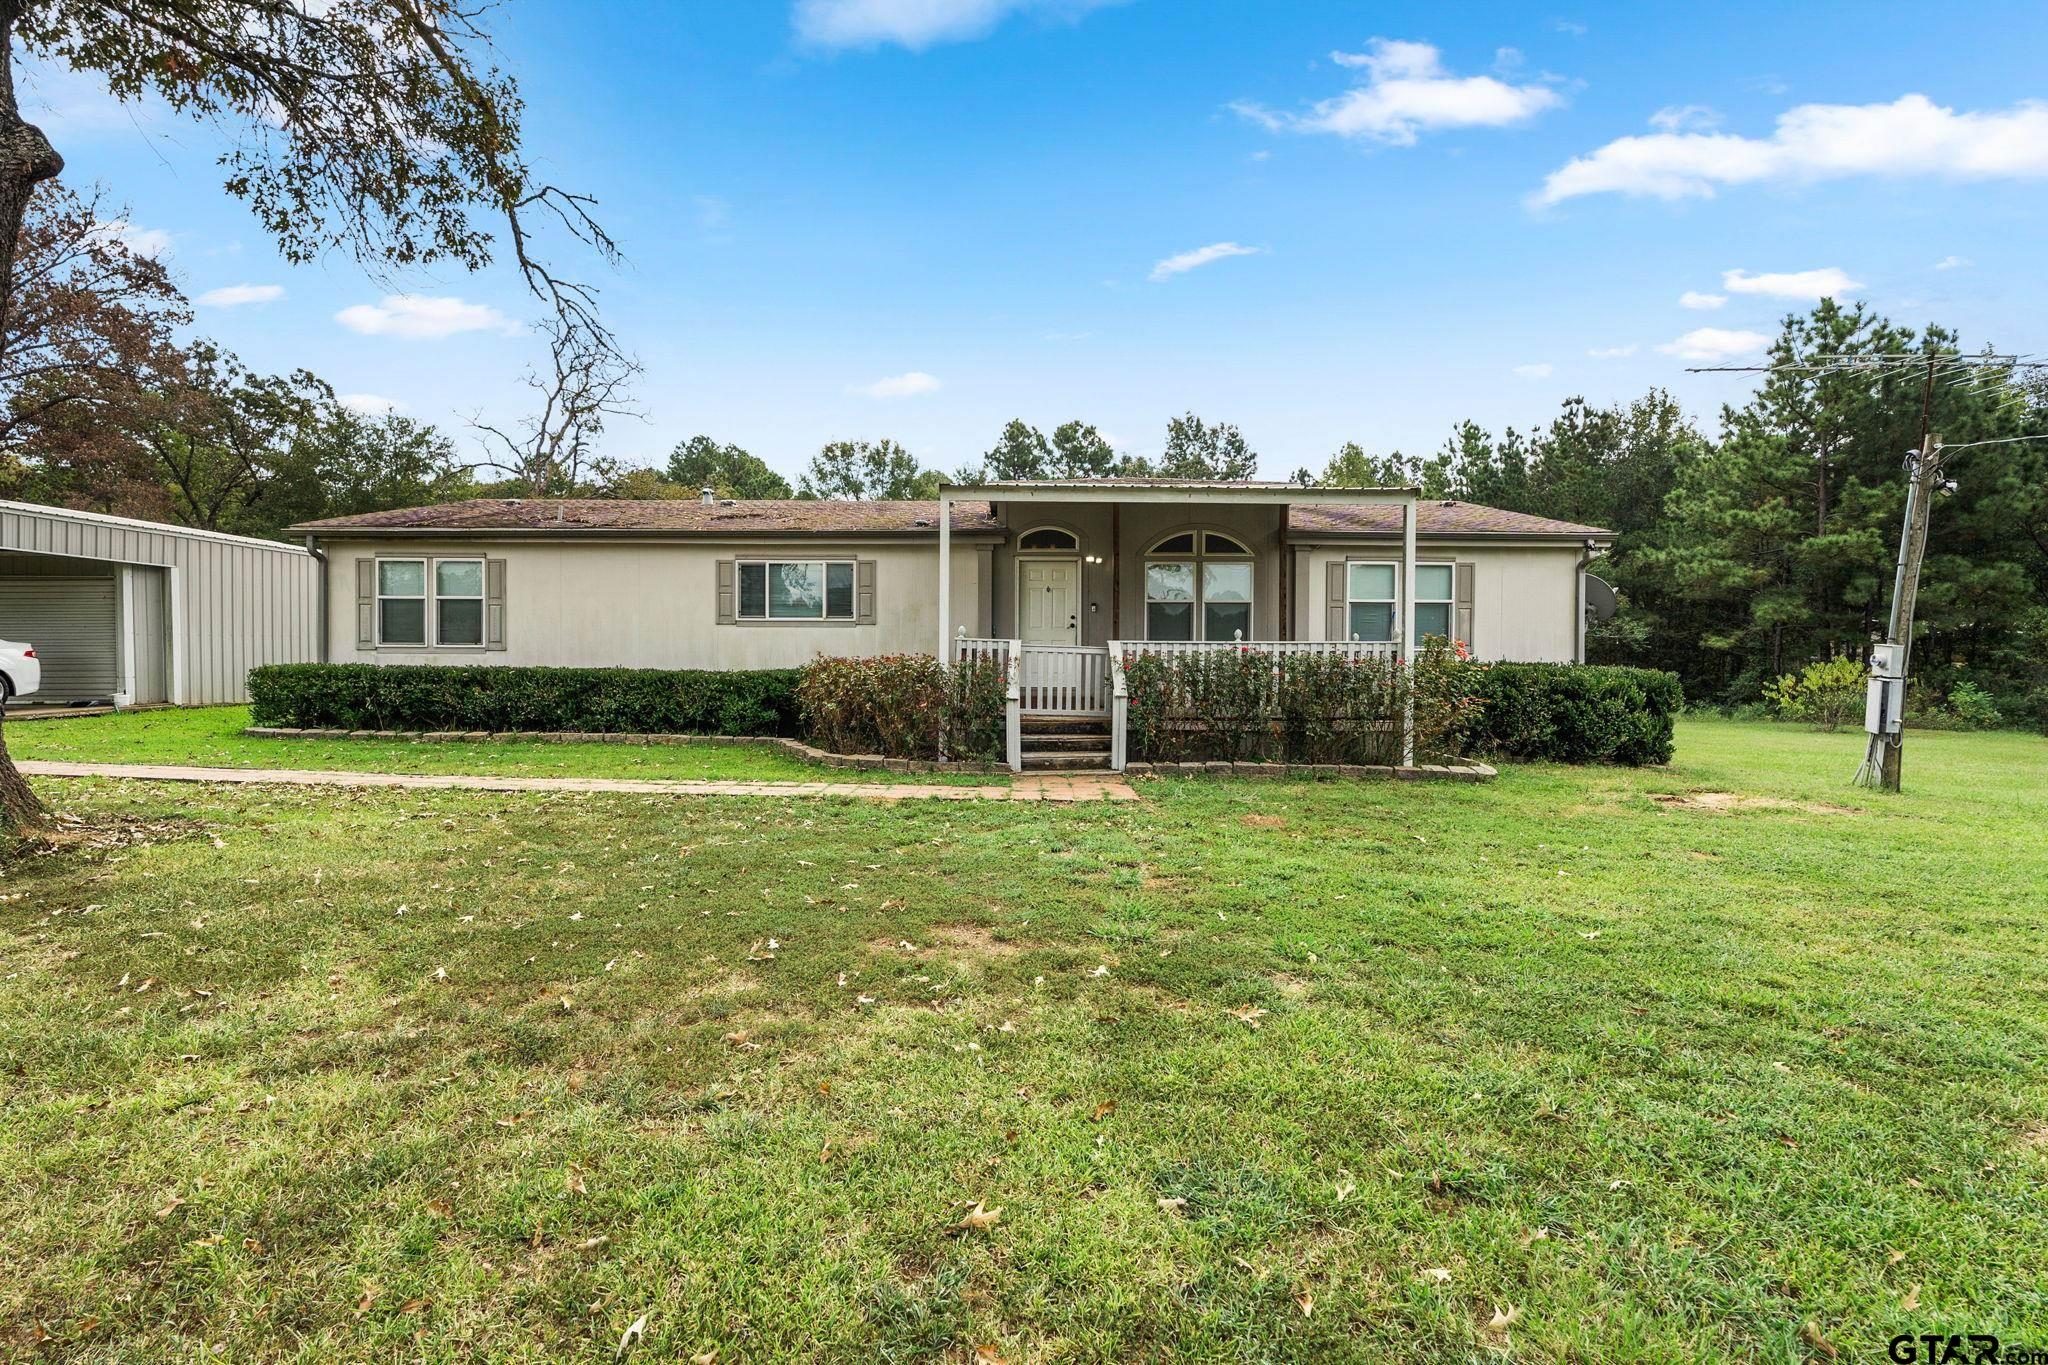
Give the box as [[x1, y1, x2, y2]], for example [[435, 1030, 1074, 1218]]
[[1869, 643, 1905, 679]]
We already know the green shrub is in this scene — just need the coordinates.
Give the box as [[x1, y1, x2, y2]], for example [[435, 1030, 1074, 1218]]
[[1945, 681, 2005, 730], [247, 663, 800, 735], [1764, 657, 1865, 731], [794, 654, 1006, 762], [1454, 662, 1682, 765], [1122, 644, 1481, 766]]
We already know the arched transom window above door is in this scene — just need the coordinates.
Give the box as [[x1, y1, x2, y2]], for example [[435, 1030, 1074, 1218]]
[[1144, 531, 1253, 641], [1017, 526, 1079, 552]]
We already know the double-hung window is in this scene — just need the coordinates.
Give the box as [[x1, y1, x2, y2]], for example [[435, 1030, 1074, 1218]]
[[376, 559, 427, 645], [1346, 563, 1396, 642], [376, 557, 486, 647], [1144, 532, 1254, 641], [737, 560, 855, 621], [1346, 562, 1457, 644], [1413, 563, 1455, 643]]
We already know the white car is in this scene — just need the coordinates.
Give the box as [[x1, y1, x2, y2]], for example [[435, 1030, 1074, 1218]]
[[0, 639, 41, 703]]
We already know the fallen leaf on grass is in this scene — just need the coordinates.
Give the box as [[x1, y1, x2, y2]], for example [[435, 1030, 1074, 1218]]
[[355, 1287, 377, 1315], [722, 1030, 751, 1046], [1157, 1197, 1187, 1214], [578, 1235, 610, 1252], [1487, 1304, 1522, 1332], [425, 1198, 453, 1219], [1294, 1291, 1314, 1318], [1517, 1227, 1549, 1249], [1418, 1267, 1452, 1284], [1089, 1100, 1117, 1123], [1885, 1250, 1906, 1265], [1228, 1005, 1269, 1029], [617, 1312, 648, 1358], [959, 1201, 1002, 1232], [565, 1168, 587, 1196], [1900, 1284, 1921, 1311], [973, 1347, 1005, 1364], [1799, 1320, 1838, 1359]]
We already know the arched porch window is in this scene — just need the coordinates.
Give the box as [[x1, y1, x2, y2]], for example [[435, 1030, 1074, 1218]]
[[1144, 531, 1253, 640]]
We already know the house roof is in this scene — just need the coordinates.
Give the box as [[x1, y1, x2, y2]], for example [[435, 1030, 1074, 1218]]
[[292, 497, 1003, 535], [1291, 501, 1612, 539], [293, 496, 1610, 541]]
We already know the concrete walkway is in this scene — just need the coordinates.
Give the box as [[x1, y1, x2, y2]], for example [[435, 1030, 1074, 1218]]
[[18, 760, 1141, 803]]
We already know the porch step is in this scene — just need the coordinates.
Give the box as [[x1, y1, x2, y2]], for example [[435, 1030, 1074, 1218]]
[[1021, 749, 1113, 771], [1021, 732, 1111, 753], [1019, 715, 1110, 736]]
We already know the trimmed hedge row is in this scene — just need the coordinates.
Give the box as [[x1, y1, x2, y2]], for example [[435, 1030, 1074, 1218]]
[[246, 663, 800, 736], [1454, 663, 1681, 766]]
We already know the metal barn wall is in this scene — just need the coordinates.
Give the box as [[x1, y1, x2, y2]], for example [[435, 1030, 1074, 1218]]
[[0, 503, 319, 704]]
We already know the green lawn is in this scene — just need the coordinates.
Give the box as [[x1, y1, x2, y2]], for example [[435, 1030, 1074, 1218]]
[[3, 718, 2045, 1361], [5, 705, 960, 784]]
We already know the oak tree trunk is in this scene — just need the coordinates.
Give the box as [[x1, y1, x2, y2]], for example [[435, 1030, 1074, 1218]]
[[0, 708, 44, 831], [0, 0, 63, 834]]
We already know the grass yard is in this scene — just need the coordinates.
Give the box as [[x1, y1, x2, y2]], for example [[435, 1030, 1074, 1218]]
[[2, 717, 2045, 1361], [4, 705, 972, 784]]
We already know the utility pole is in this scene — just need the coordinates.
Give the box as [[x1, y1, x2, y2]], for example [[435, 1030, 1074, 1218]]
[[1862, 428, 1937, 790], [1687, 348, 2047, 792]]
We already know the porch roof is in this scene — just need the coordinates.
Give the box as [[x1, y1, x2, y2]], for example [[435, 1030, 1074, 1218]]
[[956, 477, 1417, 507]]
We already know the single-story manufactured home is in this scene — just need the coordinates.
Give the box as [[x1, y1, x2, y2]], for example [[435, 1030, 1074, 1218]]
[[1, 500, 320, 706], [295, 481, 1612, 737]]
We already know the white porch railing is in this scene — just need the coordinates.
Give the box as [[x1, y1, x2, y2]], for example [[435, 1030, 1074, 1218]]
[[1121, 638, 1402, 664], [1015, 644, 1111, 715], [955, 635, 1024, 771], [1105, 637, 1415, 771]]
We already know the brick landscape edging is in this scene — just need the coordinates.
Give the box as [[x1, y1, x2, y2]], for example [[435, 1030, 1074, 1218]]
[[241, 727, 1011, 775], [243, 726, 1494, 781]]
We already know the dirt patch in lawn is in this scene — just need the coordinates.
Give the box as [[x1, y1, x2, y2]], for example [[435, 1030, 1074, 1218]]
[[1651, 791, 1858, 816], [870, 924, 1025, 959], [1240, 813, 1288, 829]]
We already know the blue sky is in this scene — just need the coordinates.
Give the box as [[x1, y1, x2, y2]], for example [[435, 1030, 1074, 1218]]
[[25, 0, 2048, 482]]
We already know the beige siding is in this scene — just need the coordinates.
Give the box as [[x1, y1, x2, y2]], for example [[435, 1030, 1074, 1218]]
[[0, 505, 318, 704], [1294, 541, 1584, 662], [322, 537, 988, 669]]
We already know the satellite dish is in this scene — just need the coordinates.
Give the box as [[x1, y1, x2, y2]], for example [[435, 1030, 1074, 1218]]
[[1583, 574, 1618, 623]]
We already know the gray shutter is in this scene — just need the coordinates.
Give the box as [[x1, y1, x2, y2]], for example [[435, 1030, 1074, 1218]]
[[355, 559, 375, 649], [1455, 561, 1475, 648], [485, 558, 507, 650], [1325, 560, 1347, 641], [856, 559, 877, 625], [715, 559, 735, 624]]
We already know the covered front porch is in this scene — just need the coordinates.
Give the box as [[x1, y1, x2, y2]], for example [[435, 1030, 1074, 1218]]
[[934, 479, 1424, 772]]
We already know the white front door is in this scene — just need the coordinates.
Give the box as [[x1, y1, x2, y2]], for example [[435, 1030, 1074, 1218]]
[[1019, 559, 1079, 645]]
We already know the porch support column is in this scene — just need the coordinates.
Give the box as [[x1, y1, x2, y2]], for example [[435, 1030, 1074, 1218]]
[[1401, 496, 1417, 766], [937, 491, 952, 660]]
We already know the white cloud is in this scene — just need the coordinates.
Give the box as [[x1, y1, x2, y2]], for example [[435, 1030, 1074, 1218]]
[[1148, 241, 1262, 281], [334, 294, 521, 340], [793, 0, 1118, 50], [1679, 290, 1727, 310], [1721, 266, 1861, 299], [88, 219, 171, 259], [852, 370, 941, 398], [1587, 344, 1637, 358], [1656, 327, 1772, 362], [1512, 362, 1554, 378], [338, 394, 406, 416], [1534, 94, 2048, 206], [1934, 254, 1971, 271], [196, 283, 284, 308], [1649, 104, 1720, 133], [1233, 38, 1563, 145]]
